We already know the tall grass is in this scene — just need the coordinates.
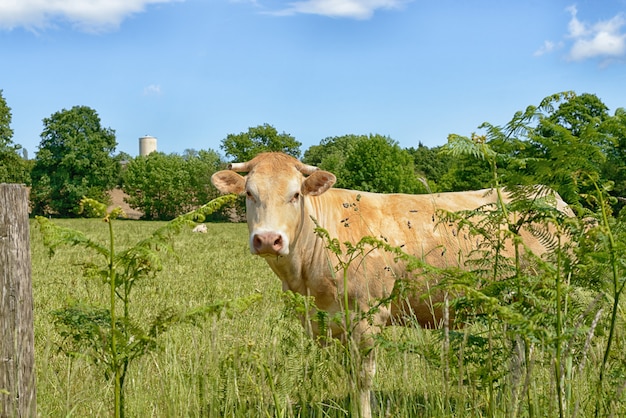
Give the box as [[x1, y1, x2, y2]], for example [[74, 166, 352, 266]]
[[32, 207, 626, 417]]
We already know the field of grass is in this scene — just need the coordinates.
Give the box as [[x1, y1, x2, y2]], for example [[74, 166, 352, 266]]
[[30, 217, 626, 417]]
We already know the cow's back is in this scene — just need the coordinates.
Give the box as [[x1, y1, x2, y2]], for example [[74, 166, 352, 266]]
[[311, 187, 509, 268]]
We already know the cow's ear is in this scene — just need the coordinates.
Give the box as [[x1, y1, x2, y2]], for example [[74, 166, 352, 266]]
[[302, 170, 336, 196], [211, 170, 246, 195]]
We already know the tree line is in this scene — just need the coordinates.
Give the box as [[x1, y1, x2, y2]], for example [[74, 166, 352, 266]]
[[1, 89, 624, 219]]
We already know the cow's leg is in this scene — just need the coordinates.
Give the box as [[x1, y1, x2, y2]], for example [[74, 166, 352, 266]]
[[346, 334, 374, 418], [351, 318, 380, 418], [358, 347, 375, 418]]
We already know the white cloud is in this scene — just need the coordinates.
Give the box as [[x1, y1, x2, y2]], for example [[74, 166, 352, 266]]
[[565, 5, 587, 38], [534, 40, 558, 57], [271, 0, 411, 20], [564, 5, 626, 62], [0, 0, 181, 33], [143, 84, 162, 96]]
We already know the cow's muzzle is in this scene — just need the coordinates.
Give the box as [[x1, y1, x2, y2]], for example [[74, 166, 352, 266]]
[[251, 231, 288, 256]]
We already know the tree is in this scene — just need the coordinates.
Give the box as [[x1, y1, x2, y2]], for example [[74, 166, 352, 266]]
[[303, 134, 366, 189], [184, 149, 223, 207], [0, 90, 30, 184], [547, 92, 609, 137], [122, 152, 190, 220], [517, 92, 612, 206], [221, 123, 301, 162], [122, 150, 225, 220], [442, 92, 622, 210], [406, 142, 452, 191], [30, 106, 119, 216], [438, 151, 492, 192], [600, 107, 626, 211], [341, 135, 427, 194]]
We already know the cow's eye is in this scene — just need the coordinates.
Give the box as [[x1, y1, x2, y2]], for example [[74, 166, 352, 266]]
[[246, 191, 255, 202], [290, 192, 300, 203]]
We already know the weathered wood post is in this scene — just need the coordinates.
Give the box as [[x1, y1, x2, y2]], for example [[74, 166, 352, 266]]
[[0, 184, 36, 417]]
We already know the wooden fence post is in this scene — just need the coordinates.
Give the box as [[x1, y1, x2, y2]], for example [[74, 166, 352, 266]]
[[0, 184, 36, 417]]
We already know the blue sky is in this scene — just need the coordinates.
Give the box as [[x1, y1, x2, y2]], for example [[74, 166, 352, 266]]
[[1, 0, 625, 158]]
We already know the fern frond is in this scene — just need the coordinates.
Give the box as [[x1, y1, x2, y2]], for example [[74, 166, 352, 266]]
[[442, 134, 487, 160], [36, 216, 109, 258]]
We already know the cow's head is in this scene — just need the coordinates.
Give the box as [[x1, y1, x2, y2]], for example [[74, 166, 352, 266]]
[[211, 152, 336, 257]]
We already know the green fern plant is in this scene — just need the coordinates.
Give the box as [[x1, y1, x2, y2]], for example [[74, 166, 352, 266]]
[[575, 178, 626, 417], [37, 194, 261, 418], [440, 132, 582, 417]]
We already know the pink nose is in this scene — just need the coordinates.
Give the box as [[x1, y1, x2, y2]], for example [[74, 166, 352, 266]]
[[252, 232, 284, 255]]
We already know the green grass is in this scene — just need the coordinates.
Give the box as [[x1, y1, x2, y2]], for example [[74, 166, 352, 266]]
[[31, 219, 626, 417]]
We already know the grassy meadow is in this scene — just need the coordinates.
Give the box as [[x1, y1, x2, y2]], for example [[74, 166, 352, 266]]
[[30, 217, 626, 417]]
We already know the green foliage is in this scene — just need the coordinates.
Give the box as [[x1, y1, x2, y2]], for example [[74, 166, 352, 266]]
[[122, 152, 189, 220], [0, 89, 12, 146], [525, 95, 610, 206], [305, 134, 428, 193], [302, 134, 364, 189], [467, 92, 620, 209], [435, 91, 626, 212], [406, 143, 451, 191], [37, 194, 246, 418], [599, 107, 626, 212], [436, 136, 626, 417], [183, 149, 224, 206], [439, 134, 495, 191], [547, 92, 609, 137], [0, 89, 31, 184], [221, 123, 302, 162], [341, 134, 427, 193], [299, 91, 624, 201], [30, 106, 120, 217], [122, 150, 224, 220], [79, 197, 108, 218], [574, 179, 626, 416]]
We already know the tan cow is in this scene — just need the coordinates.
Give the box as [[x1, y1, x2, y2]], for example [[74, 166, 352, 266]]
[[211, 152, 569, 418]]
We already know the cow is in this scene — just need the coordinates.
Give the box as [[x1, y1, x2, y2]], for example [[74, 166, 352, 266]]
[[211, 152, 570, 418]]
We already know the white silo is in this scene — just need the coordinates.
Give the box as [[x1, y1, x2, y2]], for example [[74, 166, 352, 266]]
[[139, 135, 157, 156]]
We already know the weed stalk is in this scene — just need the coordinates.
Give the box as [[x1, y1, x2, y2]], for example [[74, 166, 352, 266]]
[[106, 215, 123, 418], [594, 182, 624, 417]]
